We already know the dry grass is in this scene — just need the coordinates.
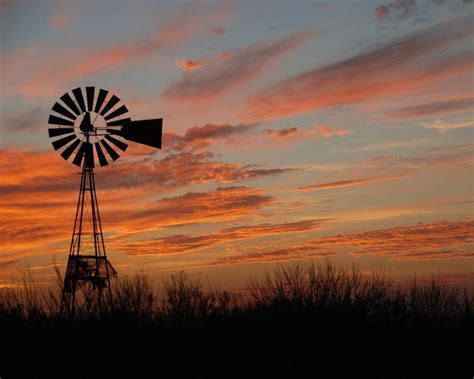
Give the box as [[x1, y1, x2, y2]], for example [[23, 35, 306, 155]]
[[1, 262, 472, 377], [0, 261, 472, 326]]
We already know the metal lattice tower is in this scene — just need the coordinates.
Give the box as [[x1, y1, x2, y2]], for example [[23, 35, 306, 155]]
[[60, 139, 115, 316], [47, 86, 163, 317]]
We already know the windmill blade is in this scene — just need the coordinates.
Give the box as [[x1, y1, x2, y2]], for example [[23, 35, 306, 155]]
[[107, 118, 130, 127], [72, 88, 86, 113], [86, 87, 95, 112], [95, 142, 109, 167], [60, 92, 81, 116], [52, 102, 76, 121], [52, 134, 77, 151], [84, 142, 94, 168], [61, 138, 81, 161], [48, 128, 74, 138], [100, 139, 120, 161], [94, 89, 108, 113], [105, 134, 128, 151], [100, 95, 120, 117], [48, 114, 75, 126], [109, 118, 162, 149], [104, 104, 128, 121], [72, 142, 86, 166]]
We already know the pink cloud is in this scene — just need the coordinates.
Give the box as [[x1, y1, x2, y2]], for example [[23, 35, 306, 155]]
[[162, 30, 315, 101], [12, 4, 232, 99], [245, 16, 474, 121]]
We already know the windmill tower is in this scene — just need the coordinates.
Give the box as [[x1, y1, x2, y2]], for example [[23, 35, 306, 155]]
[[47, 87, 163, 316]]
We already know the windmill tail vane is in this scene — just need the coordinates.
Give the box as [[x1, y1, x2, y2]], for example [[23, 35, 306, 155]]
[[47, 86, 163, 316]]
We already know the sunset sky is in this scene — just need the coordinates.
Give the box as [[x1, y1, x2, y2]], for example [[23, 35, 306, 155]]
[[1, 0, 473, 289]]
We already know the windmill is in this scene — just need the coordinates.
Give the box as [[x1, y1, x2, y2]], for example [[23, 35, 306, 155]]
[[47, 86, 163, 316]]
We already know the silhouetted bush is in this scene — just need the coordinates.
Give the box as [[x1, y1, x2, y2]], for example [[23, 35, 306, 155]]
[[1, 262, 472, 378]]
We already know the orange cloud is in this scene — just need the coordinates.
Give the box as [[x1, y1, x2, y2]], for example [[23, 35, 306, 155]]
[[175, 59, 204, 71], [103, 150, 297, 193], [0, 149, 75, 189], [168, 123, 260, 150], [264, 128, 299, 139], [162, 30, 314, 100], [0, 145, 296, 260], [297, 174, 406, 192], [211, 219, 474, 265], [313, 125, 353, 138], [246, 16, 474, 121], [0, 143, 295, 200], [117, 186, 275, 232], [265, 125, 353, 141], [117, 218, 329, 255]]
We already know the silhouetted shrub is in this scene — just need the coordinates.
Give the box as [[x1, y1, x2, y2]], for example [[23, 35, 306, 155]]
[[1, 262, 472, 378]]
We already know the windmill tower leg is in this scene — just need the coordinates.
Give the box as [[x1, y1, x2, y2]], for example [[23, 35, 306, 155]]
[[60, 159, 115, 317]]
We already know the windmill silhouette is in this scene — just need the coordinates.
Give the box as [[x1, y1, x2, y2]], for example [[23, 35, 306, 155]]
[[48, 86, 163, 316]]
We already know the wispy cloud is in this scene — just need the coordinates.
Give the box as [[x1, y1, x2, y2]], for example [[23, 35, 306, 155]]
[[11, 4, 232, 99], [2, 108, 44, 133], [265, 125, 353, 140], [296, 174, 406, 192], [118, 218, 329, 255], [162, 30, 315, 101], [421, 118, 473, 133], [211, 219, 474, 265], [127, 186, 274, 229], [0, 140, 296, 199], [167, 123, 260, 150], [0, 145, 295, 257], [373, 0, 472, 22], [388, 97, 474, 120], [373, 0, 418, 21], [246, 16, 473, 121]]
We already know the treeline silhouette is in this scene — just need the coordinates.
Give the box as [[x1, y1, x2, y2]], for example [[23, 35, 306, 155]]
[[1, 262, 472, 378]]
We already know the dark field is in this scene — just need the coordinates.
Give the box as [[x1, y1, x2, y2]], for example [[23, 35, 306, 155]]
[[1, 263, 473, 379]]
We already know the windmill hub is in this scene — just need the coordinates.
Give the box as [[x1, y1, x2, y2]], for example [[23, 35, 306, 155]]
[[79, 112, 94, 133], [47, 86, 163, 317]]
